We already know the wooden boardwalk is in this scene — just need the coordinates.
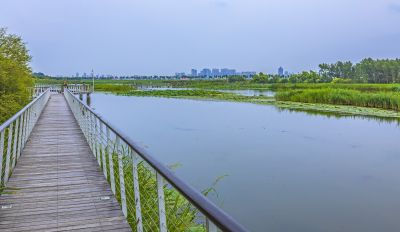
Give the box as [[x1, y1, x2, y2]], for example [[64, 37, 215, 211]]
[[0, 94, 131, 232]]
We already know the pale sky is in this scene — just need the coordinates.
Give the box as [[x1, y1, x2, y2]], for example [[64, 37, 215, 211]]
[[1, 0, 399, 76]]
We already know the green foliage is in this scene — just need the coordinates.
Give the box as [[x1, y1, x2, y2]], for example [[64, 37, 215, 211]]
[[331, 78, 352, 84], [288, 71, 320, 83], [94, 83, 135, 93], [276, 88, 400, 111], [319, 58, 400, 83], [0, 28, 33, 124], [227, 75, 246, 83], [251, 72, 269, 83]]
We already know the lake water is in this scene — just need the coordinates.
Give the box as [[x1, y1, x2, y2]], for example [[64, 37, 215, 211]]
[[89, 93, 400, 232], [139, 86, 275, 97]]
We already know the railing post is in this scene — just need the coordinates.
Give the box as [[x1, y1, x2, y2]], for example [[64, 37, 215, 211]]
[[157, 172, 168, 232], [132, 152, 143, 232], [100, 122, 108, 178], [4, 122, 14, 183], [0, 131, 5, 185], [116, 137, 127, 217], [11, 117, 19, 169], [106, 126, 116, 194]]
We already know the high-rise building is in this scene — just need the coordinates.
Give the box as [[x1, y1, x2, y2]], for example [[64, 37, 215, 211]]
[[191, 69, 197, 77], [211, 68, 220, 77], [220, 68, 236, 76], [278, 67, 284, 76], [199, 68, 212, 77]]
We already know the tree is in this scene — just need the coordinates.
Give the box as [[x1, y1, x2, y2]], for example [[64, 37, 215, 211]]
[[0, 28, 33, 123]]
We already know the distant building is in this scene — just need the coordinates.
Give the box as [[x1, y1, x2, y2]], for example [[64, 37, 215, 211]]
[[175, 72, 186, 78], [278, 67, 284, 76], [191, 69, 197, 77], [211, 68, 220, 77], [240, 72, 257, 78], [199, 68, 212, 77], [284, 71, 289, 77], [220, 68, 236, 76]]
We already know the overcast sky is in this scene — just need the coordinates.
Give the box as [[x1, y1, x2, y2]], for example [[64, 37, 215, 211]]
[[1, 0, 399, 76]]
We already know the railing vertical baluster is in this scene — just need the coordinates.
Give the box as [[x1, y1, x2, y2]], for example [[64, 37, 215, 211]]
[[17, 113, 24, 159], [90, 112, 95, 153], [0, 131, 5, 185], [21, 112, 26, 152], [85, 109, 90, 149], [27, 107, 32, 136], [157, 172, 168, 232], [85, 109, 91, 146], [116, 137, 127, 217], [24, 108, 31, 140], [106, 126, 116, 194], [91, 113, 97, 158], [100, 122, 108, 178], [4, 122, 14, 183], [207, 220, 218, 232], [11, 117, 19, 169], [95, 117, 101, 166], [132, 152, 143, 232]]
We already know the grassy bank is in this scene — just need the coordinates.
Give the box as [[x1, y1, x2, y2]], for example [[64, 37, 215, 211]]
[[276, 88, 400, 111], [94, 83, 135, 93], [119, 89, 274, 103], [270, 83, 400, 92]]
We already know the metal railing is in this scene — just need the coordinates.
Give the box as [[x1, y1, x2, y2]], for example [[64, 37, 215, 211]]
[[33, 84, 92, 97], [0, 89, 50, 187], [64, 89, 248, 232]]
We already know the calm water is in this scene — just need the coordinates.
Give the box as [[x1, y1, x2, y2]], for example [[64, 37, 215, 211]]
[[89, 93, 400, 232], [217, 89, 275, 97], [139, 86, 275, 97]]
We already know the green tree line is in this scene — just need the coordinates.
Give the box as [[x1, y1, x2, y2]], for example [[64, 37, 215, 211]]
[[0, 28, 34, 123], [252, 58, 400, 84]]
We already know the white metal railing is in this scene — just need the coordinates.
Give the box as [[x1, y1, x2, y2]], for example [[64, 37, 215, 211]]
[[64, 89, 248, 232], [0, 89, 50, 187], [33, 84, 92, 98]]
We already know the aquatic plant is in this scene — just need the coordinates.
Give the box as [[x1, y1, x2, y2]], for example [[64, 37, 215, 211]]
[[275, 88, 400, 111]]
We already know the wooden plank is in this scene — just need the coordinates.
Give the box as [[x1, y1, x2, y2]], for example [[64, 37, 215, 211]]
[[0, 94, 132, 232]]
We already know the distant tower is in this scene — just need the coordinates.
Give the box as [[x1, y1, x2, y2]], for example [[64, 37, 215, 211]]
[[211, 68, 220, 77], [191, 69, 198, 77], [278, 67, 284, 76]]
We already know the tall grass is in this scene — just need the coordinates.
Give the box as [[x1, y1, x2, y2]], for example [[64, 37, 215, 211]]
[[96, 142, 208, 231], [271, 83, 400, 92], [94, 83, 135, 93], [276, 88, 400, 111]]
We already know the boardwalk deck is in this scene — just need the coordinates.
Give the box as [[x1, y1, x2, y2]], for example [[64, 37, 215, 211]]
[[0, 94, 132, 232]]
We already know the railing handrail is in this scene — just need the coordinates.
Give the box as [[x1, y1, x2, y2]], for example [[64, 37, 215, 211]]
[[64, 89, 248, 232], [0, 89, 50, 132]]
